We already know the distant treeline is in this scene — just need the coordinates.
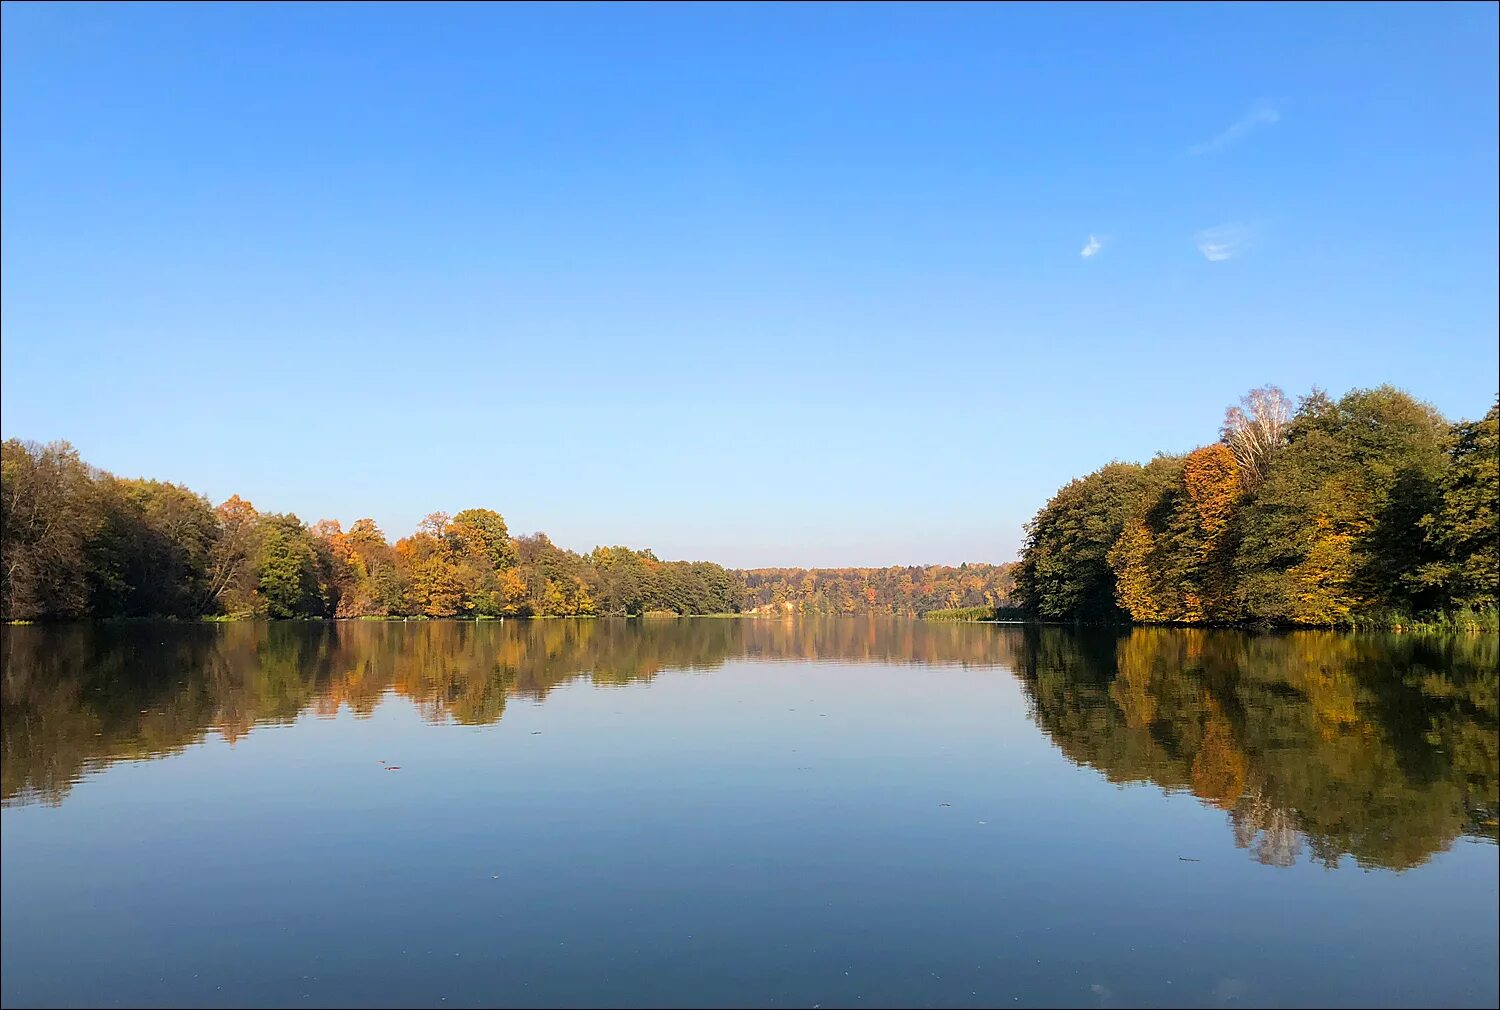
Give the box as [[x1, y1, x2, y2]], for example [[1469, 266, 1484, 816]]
[[1016, 385, 1498, 628], [0, 440, 1015, 621], [740, 564, 1016, 617]]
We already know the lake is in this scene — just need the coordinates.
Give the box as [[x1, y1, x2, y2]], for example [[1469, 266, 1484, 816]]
[[2, 619, 1496, 1009]]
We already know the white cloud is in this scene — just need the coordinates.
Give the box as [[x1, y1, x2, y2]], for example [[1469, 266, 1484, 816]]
[[1190, 103, 1280, 155], [1080, 234, 1105, 258], [1196, 224, 1249, 262]]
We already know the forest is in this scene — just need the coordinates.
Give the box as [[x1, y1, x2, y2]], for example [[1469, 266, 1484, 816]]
[[6, 382, 1492, 628], [740, 564, 1015, 616], [1016, 385, 1499, 627], [0, 440, 1014, 621]]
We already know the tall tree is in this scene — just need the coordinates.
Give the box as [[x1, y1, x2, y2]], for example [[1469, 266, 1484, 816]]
[[1, 440, 97, 620], [1413, 403, 1499, 612], [204, 495, 261, 615], [254, 514, 334, 618], [1221, 385, 1292, 491], [448, 509, 517, 570], [1233, 386, 1448, 623], [87, 478, 218, 618], [1018, 458, 1180, 621]]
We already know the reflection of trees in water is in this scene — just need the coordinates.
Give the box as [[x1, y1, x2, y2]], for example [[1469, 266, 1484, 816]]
[[1012, 626, 1498, 870], [1, 618, 1020, 806], [1231, 790, 1303, 867], [4, 622, 1496, 873]]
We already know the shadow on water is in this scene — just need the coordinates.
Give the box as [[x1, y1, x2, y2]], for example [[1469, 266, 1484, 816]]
[[3, 618, 1495, 870]]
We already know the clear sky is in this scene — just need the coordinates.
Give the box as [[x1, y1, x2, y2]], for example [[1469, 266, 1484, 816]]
[[3, 3, 1496, 568]]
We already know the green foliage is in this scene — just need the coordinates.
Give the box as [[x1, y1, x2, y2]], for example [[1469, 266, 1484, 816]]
[[1, 440, 98, 619], [5, 442, 1009, 623], [1020, 385, 1497, 627], [1233, 385, 1449, 623], [1411, 402, 1499, 612], [254, 514, 334, 618], [0, 441, 749, 622], [1016, 458, 1181, 621], [922, 606, 996, 621], [87, 478, 219, 618]]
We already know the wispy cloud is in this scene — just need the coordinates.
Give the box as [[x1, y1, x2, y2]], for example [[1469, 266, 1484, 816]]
[[1190, 103, 1280, 155], [1080, 234, 1105, 258], [1196, 224, 1250, 262]]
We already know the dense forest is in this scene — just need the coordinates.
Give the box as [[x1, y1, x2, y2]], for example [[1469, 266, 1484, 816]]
[[1016, 385, 1499, 627], [0, 439, 1014, 621]]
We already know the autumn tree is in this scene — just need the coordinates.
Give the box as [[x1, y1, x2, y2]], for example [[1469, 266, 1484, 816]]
[[1, 440, 97, 620], [346, 518, 405, 614], [1017, 458, 1180, 621], [205, 495, 261, 615], [1234, 386, 1448, 623], [449, 509, 517, 570], [394, 523, 468, 618]]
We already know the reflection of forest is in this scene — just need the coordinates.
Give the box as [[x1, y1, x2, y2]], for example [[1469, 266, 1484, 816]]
[[1013, 627, 1498, 870], [0, 618, 1016, 807], [3, 622, 1495, 872]]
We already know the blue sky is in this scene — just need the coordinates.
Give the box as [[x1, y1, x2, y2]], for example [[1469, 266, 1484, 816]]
[[3, 3, 1496, 567]]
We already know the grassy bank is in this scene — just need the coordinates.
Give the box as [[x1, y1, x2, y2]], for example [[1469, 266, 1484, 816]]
[[922, 606, 998, 622]]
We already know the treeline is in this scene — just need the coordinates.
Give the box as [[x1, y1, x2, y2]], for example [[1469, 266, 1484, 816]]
[[1, 440, 1013, 622], [1016, 385, 1499, 627], [0, 440, 740, 620], [741, 564, 1016, 616]]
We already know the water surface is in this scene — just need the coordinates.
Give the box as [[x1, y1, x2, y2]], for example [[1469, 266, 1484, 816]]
[[2, 619, 1496, 1008]]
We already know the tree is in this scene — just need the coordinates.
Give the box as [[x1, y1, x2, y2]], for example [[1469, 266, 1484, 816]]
[[1221, 385, 1292, 491], [1105, 445, 1242, 623], [205, 495, 261, 615], [1109, 517, 1170, 622], [346, 518, 404, 614], [1413, 403, 1499, 612], [448, 509, 517, 570], [1233, 386, 1448, 623], [255, 514, 333, 618], [1017, 459, 1180, 621], [87, 477, 219, 618], [1, 440, 98, 620], [394, 529, 467, 617]]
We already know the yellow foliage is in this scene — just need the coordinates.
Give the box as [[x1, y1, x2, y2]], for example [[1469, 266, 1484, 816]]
[[1109, 518, 1168, 622], [1191, 708, 1248, 808]]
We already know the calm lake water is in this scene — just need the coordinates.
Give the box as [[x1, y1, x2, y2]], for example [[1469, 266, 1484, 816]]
[[2, 619, 1496, 1009]]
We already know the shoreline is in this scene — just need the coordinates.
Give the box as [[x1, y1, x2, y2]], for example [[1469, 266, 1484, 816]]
[[6, 612, 1496, 633]]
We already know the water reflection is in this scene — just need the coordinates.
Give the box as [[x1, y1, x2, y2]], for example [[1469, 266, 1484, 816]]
[[2, 619, 1494, 872], [0, 618, 1013, 807], [1013, 626, 1498, 870]]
